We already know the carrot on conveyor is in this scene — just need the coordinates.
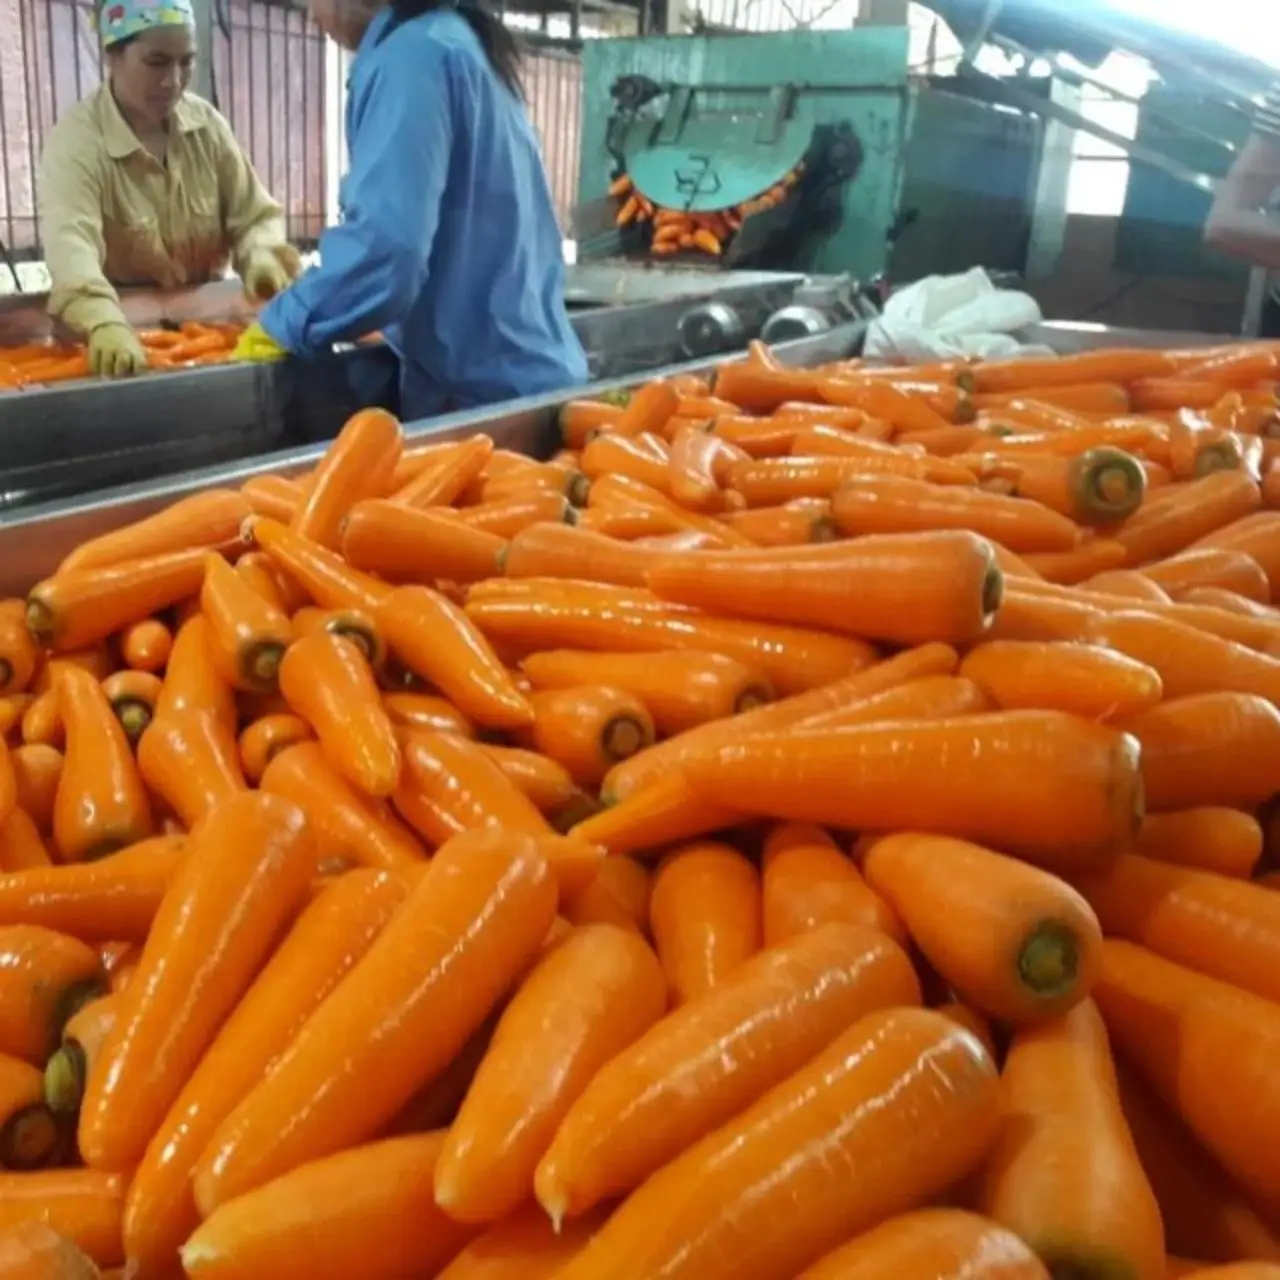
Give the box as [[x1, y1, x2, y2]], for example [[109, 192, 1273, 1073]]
[[1087, 569, 1175, 602], [1006, 447, 1147, 524], [562, 856, 649, 934], [237, 714, 315, 785], [510, 685, 655, 788], [246, 516, 391, 615], [730, 454, 978, 506], [382, 692, 475, 738], [154, 614, 237, 732], [1141, 548, 1271, 603], [137, 706, 247, 828], [98, 671, 161, 744], [500, 522, 661, 589], [340, 499, 505, 585], [1132, 809, 1263, 879], [1111, 470, 1261, 566], [0, 925, 103, 1066], [721, 500, 839, 546], [433, 1205, 606, 1280]]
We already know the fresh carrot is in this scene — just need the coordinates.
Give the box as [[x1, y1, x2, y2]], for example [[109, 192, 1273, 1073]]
[[277, 632, 400, 797], [1133, 809, 1263, 879], [191, 828, 557, 1213], [797, 1209, 1050, 1280], [501, 522, 660, 588], [0, 809, 52, 872], [1112, 470, 1261, 566], [19, 690, 62, 751], [123, 868, 409, 1274], [511, 685, 654, 787], [1119, 692, 1280, 811], [1087, 569, 1175, 602], [0, 1218, 103, 1277], [0, 926, 103, 1065], [26, 550, 206, 652], [435, 924, 666, 1224], [521, 649, 771, 738], [978, 998, 1165, 1280], [973, 349, 1174, 394], [289, 606, 385, 669], [0, 603, 38, 698], [553, 1006, 998, 1280], [560, 398, 623, 448], [0, 1169, 125, 1267], [96, 671, 160, 747], [118, 618, 172, 675], [77, 793, 315, 1172], [0, 694, 32, 745], [645, 531, 1000, 646], [605, 379, 681, 440], [341, 499, 505, 585], [246, 516, 391, 615], [1093, 940, 1280, 1219], [1010, 447, 1147, 524], [1142, 548, 1271, 603], [383, 692, 475, 738], [0, 1050, 58, 1169], [731, 454, 977, 505], [200, 553, 292, 693], [1190, 511, 1280, 602], [762, 822, 904, 947], [241, 474, 304, 524], [667, 423, 729, 511], [137, 707, 247, 828], [864, 833, 1101, 1023], [721, 500, 838, 545], [0, 836, 183, 942], [1178, 585, 1279, 616], [291, 408, 402, 549], [472, 745, 581, 821], [58, 490, 251, 575], [377, 586, 531, 731], [680, 711, 1142, 870], [260, 741, 422, 872], [959, 639, 1163, 720], [433, 1205, 606, 1280], [52, 665, 151, 862], [393, 433, 494, 508], [819, 377, 955, 435], [44, 990, 121, 1117], [562, 856, 649, 934], [153, 614, 236, 733], [0, 743, 14, 826], [535, 921, 921, 1222], [237, 714, 314, 784], [458, 488, 578, 538]]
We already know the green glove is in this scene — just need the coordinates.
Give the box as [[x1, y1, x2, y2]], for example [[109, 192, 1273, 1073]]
[[88, 322, 148, 378], [233, 320, 288, 364], [242, 245, 303, 302]]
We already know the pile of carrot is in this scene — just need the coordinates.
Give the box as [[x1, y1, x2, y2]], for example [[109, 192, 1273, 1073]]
[[0, 322, 247, 390], [4, 334, 1280, 1278], [610, 167, 802, 259]]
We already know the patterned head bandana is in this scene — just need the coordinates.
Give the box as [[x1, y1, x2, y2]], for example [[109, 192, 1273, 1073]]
[[98, 0, 195, 47]]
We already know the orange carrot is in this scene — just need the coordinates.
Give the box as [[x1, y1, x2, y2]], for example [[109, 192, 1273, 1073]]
[[52, 665, 151, 862], [191, 829, 557, 1213], [680, 711, 1142, 871], [378, 586, 531, 731], [501, 522, 660, 588], [472, 745, 582, 821], [7, 743, 57, 836], [1023, 540, 1130, 584], [123, 868, 409, 1274], [0, 604, 38, 699], [137, 707, 246, 828], [383, 692, 475, 738], [237, 713, 314, 784], [645, 531, 1001, 646], [511, 686, 654, 787], [1112, 471, 1261, 565], [291, 408, 402, 549], [0, 1050, 59, 1170], [1143, 548, 1271, 603], [0, 1169, 125, 1267], [959, 640, 1163, 720], [1118, 692, 1280, 811], [27, 550, 206, 652], [0, 808, 52, 872], [731, 453, 976, 505], [118, 619, 172, 677], [341, 499, 505, 585], [560, 399, 623, 448], [458, 488, 578, 538], [0, 925, 103, 1065], [241, 474, 304, 524], [865, 833, 1101, 1023], [153, 614, 236, 733], [433, 1206, 605, 1280], [563, 856, 649, 934], [974, 350, 1173, 394], [1133, 809, 1262, 879], [535, 921, 921, 1222], [552, 1006, 999, 1280], [246, 516, 391, 615], [58, 490, 251, 575], [393, 433, 494, 508], [44, 991, 121, 1118], [978, 999, 1165, 1280], [435, 924, 666, 1224], [721, 500, 838, 546], [1086, 569, 1175, 602], [19, 690, 63, 751], [200, 553, 292, 693]]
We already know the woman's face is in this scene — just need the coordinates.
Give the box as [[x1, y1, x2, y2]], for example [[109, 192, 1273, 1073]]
[[309, 0, 379, 51], [108, 25, 196, 131]]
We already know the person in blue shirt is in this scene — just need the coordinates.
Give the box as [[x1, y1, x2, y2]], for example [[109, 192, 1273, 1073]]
[[233, 0, 587, 419]]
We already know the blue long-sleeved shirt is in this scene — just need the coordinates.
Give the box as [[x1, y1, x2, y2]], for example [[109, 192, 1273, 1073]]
[[260, 7, 587, 420]]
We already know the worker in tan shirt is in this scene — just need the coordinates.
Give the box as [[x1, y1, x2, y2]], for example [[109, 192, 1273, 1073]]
[[37, 0, 300, 376]]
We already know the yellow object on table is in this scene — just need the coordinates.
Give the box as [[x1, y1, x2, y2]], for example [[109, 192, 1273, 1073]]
[[233, 322, 288, 364]]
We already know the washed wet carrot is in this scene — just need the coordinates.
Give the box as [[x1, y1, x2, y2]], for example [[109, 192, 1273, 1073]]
[[0, 925, 102, 1065], [78, 793, 314, 1172], [1133, 809, 1262, 878], [472, 744, 579, 819], [1012, 447, 1147, 524], [200, 553, 292, 693], [1118, 692, 1280, 811], [960, 639, 1162, 720], [762, 823, 904, 947], [583, 473, 753, 545], [599, 379, 678, 440], [554, 1006, 998, 1280], [1180, 584, 1278, 617], [182, 1131, 474, 1280], [512, 685, 654, 787], [0, 1169, 125, 1266], [979, 998, 1164, 1280], [27, 549, 206, 652], [1087, 569, 1175, 602], [234, 549, 297, 615], [975, 349, 1174, 394], [457, 488, 577, 538], [563, 855, 649, 934], [521, 648, 770, 738], [0, 1218, 102, 1277], [819, 377, 955, 435], [123, 868, 408, 1273], [790, 423, 922, 461], [1113, 471, 1261, 565], [0, 604, 37, 698], [648, 843, 760, 1005], [473, 460, 589, 509], [246, 516, 390, 615], [436, 924, 666, 1224], [241, 474, 304, 524], [289, 606, 385, 668], [682, 711, 1142, 869], [731, 453, 977, 506], [1093, 940, 1280, 1219], [865, 832, 1102, 1023], [59, 490, 251, 575], [934, 999, 999, 1063], [1143, 548, 1271, 603], [0, 742, 13, 826], [535, 920, 920, 1222], [20, 689, 63, 751], [137, 707, 246, 828], [645, 531, 1000, 646], [434, 1205, 604, 1280], [152, 615, 235, 733], [378, 586, 531, 731], [797, 1209, 1049, 1280], [192, 828, 557, 1212], [237, 713, 313, 784], [0, 694, 32, 745], [560, 399, 623, 448], [340, 500, 503, 586], [278, 632, 400, 797], [0, 1050, 58, 1169], [29, 647, 111, 698], [98, 671, 162, 746], [666, 423, 728, 511], [500, 522, 658, 588], [291, 408, 402, 549], [0, 809, 52, 872], [260, 741, 422, 872], [44, 990, 121, 1117], [52, 665, 151, 862], [721, 500, 838, 545], [383, 691, 475, 737], [1189, 512, 1280, 600], [393, 433, 494, 508], [1117, 1061, 1280, 1264], [118, 618, 172, 675]]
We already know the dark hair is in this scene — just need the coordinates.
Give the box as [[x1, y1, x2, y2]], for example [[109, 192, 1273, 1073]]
[[390, 0, 524, 100]]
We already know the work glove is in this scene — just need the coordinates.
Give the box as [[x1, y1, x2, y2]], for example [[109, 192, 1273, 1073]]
[[233, 320, 288, 364], [242, 244, 303, 303], [88, 322, 148, 378]]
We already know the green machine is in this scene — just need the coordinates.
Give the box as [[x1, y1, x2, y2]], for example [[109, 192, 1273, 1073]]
[[576, 28, 1049, 282]]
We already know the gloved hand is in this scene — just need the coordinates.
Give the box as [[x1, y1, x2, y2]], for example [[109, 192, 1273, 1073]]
[[242, 244, 303, 302], [88, 322, 148, 378], [233, 320, 288, 364]]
